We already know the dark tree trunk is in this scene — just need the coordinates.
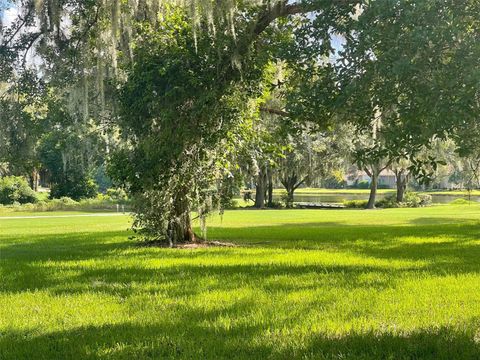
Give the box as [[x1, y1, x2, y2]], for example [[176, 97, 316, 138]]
[[281, 173, 306, 208], [286, 188, 294, 207], [281, 175, 296, 208], [267, 166, 273, 207], [367, 172, 378, 209], [167, 192, 196, 247], [29, 169, 39, 191], [396, 171, 408, 203], [254, 169, 267, 208]]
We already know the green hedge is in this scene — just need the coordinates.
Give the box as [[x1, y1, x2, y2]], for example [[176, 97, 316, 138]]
[[0, 188, 131, 212]]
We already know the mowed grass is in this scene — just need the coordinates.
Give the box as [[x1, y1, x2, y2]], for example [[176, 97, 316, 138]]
[[1, 206, 480, 359]]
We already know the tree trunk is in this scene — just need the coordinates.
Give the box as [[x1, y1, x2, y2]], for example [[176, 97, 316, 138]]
[[281, 174, 296, 208], [30, 168, 39, 191], [254, 169, 267, 208], [267, 167, 273, 207], [34, 169, 39, 191], [167, 192, 196, 247], [396, 171, 407, 202], [367, 173, 378, 209], [286, 188, 294, 208]]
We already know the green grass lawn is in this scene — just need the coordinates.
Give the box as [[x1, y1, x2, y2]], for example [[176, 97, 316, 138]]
[[425, 189, 480, 196], [2, 205, 480, 359]]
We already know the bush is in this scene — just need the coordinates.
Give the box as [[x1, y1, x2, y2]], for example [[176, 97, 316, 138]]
[[356, 180, 370, 189], [280, 191, 293, 208], [57, 196, 79, 206], [377, 191, 432, 208], [375, 194, 399, 208], [44, 197, 79, 211], [105, 188, 129, 202], [343, 199, 369, 208], [405, 192, 432, 207], [450, 198, 473, 205], [0, 194, 133, 213], [50, 177, 98, 200], [269, 200, 285, 209], [377, 184, 391, 189], [0, 176, 38, 205]]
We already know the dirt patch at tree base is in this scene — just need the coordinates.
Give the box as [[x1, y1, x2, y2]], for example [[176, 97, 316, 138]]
[[139, 240, 238, 249], [176, 241, 238, 248]]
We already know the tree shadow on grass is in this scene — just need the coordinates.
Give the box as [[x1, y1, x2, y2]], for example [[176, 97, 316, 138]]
[[2, 221, 480, 296], [205, 219, 480, 246], [302, 327, 480, 360], [1, 256, 400, 296], [0, 230, 133, 293], [408, 216, 480, 226], [206, 220, 480, 265], [2, 218, 480, 358], [1, 320, 480, 360], [0, 230, 132, 261]]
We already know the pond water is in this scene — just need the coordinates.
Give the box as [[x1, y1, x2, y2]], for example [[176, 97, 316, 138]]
[[271, 193, 480, 204]]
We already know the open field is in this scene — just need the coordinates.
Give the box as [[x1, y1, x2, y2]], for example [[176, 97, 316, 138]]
[[426, 190, 480, 196], [2, 205, 480, 359]]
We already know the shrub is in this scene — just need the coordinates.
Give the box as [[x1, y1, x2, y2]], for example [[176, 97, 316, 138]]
[[221, 198, 241, 209], [377, 191, 432, 208], [50, 177, 98, 200], [105, 188, 129, 202], [0, 194, 134, 213], [269, 200, 285, 209], [19, 203, 36, 211], [343, 199, 368, 208], [0, 176, 38, 205], [405, 192, 432, 207], [356, 180, 370, 189], [280, 191, 293, 208], [46, 197, 79, 211], [377, 184, 391, 189], [450, 198, 473, 205], [375, 194, 399, 208]]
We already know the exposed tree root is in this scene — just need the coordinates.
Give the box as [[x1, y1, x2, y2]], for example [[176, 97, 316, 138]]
[[138, 239, 238, 249]]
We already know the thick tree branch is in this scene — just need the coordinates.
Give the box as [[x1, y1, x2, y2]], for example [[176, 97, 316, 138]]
[[21, 32, 43, 66], [232, 0, 344, 73], [380, 159, 393, 173], [293, 176, 308, 190], [236, 1, 315, 57], [260, 106, 290, 117]]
